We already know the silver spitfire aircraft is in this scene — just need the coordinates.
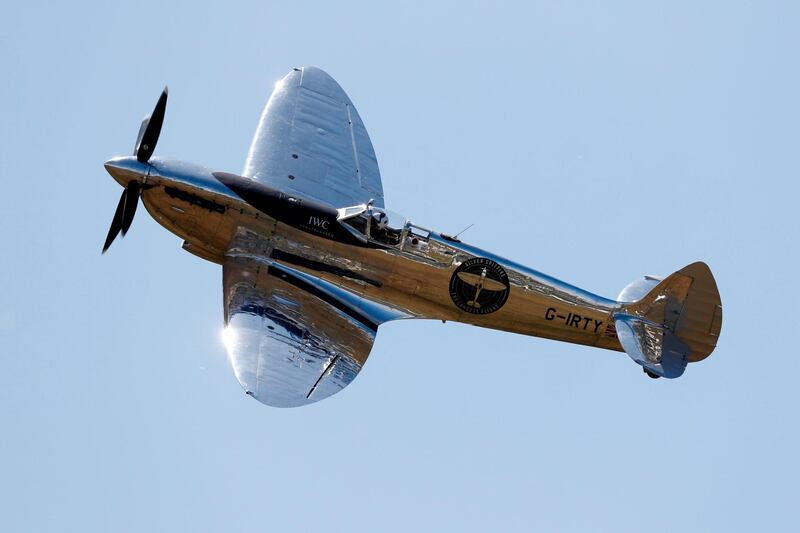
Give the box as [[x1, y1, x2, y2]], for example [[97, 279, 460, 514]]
[[103, 67, 723, 407]]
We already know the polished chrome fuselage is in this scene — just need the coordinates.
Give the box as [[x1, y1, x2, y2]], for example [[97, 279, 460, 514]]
[[107, 155, 625, 354]]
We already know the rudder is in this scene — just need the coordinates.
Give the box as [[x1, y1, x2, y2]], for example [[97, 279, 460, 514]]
[[615, 262, 722, 378]]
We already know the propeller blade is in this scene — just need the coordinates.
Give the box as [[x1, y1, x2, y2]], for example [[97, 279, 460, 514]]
[[135, 87, 168, 163], [102, 189, 128, 253], [133, 116, 149, 156], [120, 181, 140, 236]]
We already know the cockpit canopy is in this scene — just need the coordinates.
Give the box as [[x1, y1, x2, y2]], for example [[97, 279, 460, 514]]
[[337, 204, 411, 246]]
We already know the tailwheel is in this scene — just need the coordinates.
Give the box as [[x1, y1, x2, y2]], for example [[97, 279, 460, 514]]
[[643, 368, 661, 379]]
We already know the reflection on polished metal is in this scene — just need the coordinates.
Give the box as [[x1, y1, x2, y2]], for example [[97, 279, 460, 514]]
[[102, 66, 723, 407]]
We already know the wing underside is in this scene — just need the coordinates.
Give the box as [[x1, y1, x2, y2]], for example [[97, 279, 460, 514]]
[[223, 249, 380, 407]]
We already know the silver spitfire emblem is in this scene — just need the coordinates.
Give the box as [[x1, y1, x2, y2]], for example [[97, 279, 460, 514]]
[[449, 257, 510, 315]]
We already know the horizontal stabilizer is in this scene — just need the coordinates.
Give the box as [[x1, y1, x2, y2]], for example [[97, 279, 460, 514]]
[[615, 315, 690, 378], [615, 262, 722, 378], [617, 275, 662, 303]]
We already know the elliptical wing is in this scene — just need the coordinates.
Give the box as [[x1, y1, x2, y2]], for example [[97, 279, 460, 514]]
[[243, 66, 384, 208], [222, 230, 391, 407]]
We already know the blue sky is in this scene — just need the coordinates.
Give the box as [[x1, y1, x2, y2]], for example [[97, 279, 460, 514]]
[[2, 1, 798, 531]]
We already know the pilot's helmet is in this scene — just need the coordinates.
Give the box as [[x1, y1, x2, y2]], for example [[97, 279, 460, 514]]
[[373, 211, 388, 230]]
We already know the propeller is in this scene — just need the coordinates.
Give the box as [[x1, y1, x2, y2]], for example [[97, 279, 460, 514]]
[[102, 87, 168, 253], [135, 87, 168, 163]]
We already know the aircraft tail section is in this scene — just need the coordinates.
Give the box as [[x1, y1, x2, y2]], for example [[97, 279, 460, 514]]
[[614, 262, 723, 378]]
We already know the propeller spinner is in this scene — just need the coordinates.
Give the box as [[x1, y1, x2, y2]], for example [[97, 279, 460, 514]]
[[102, 87, 167, 253]]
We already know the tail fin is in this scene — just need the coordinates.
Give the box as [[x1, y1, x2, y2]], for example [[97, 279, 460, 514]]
[[615, 262, 723, 378]]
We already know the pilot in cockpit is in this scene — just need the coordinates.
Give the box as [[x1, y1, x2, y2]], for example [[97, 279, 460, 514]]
[[370, 210, 401, 246], [372, 211, 388, 229]]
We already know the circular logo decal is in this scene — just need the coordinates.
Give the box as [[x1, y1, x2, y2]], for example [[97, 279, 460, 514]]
[[449, 257, 510, 315]]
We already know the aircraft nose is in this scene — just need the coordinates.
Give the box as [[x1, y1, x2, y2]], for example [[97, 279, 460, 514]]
[[104, 156, 148, 188]]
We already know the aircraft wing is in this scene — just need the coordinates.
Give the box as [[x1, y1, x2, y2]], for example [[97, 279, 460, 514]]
[[242, 66, 384, 208], [221, 232, 396, 407], [456, 271, 508, 292]]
